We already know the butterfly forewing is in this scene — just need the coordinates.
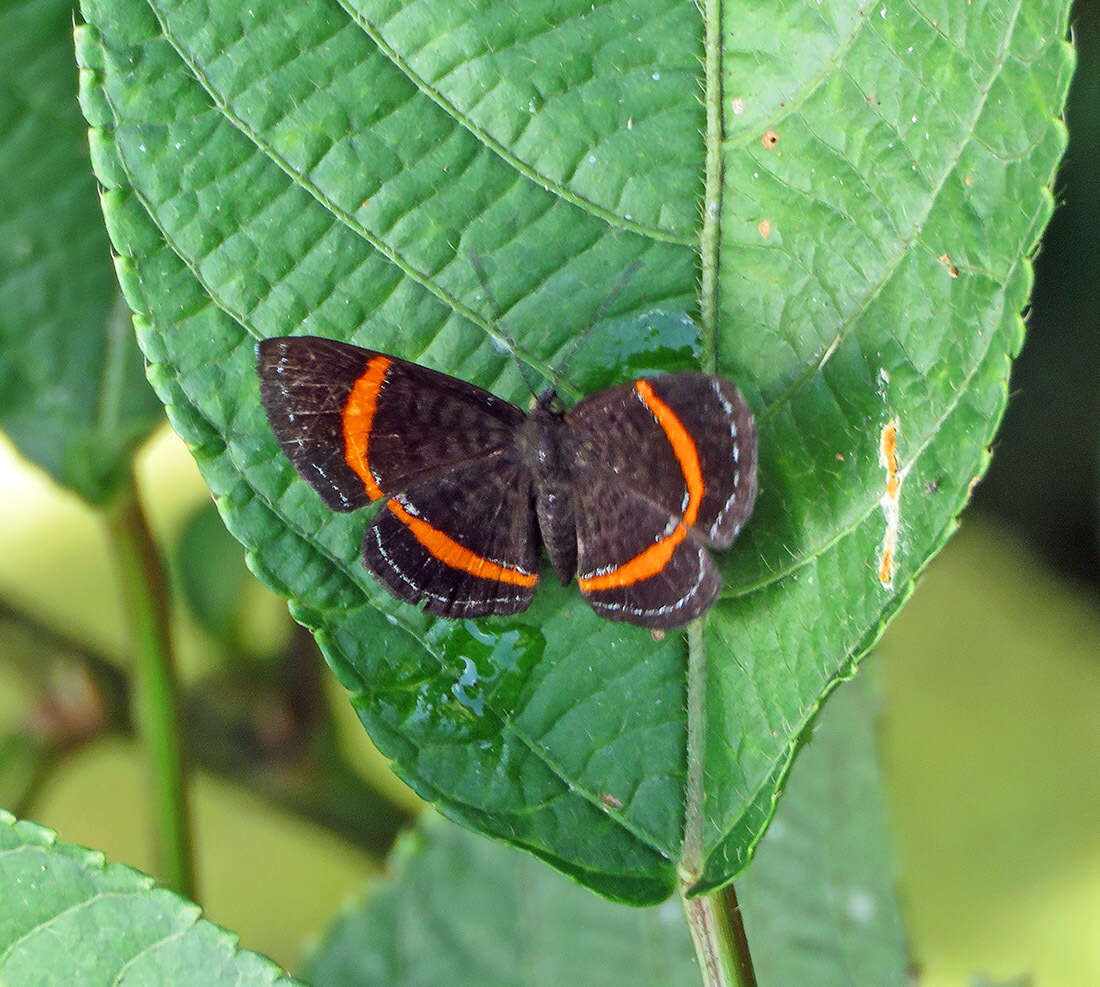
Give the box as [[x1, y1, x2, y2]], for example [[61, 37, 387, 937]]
[[258, 336, 379, 511], [657, 374, 757, 546], [366, 357, 526, 494], [258, 336, 525, 510]]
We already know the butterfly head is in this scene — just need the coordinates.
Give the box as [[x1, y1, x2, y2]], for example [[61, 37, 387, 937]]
[[532, 389, 567, 417]]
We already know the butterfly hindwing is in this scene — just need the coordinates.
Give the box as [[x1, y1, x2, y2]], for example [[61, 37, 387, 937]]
[[572, 472, 719, 627], [363, 459, 539, 618], [257, 336, 526, 511], [567, 372, 757, 547]]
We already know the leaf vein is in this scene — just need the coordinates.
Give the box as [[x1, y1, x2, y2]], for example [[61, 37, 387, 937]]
[[333, 0, 693, 245], [140, 0, 552, 376], [751, 0, 1027, 419]]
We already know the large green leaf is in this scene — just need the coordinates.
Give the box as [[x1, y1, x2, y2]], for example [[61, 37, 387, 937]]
[[303, 674, 908, 986], [737, 673, 910, 985], [0, 0, 162, 504], [305, 814, 700, 986], [75, 0, 1072, 901], [0, 811, 300, 984]]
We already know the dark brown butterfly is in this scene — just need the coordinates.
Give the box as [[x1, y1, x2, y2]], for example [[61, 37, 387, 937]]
[[258, 337, 756, 628]]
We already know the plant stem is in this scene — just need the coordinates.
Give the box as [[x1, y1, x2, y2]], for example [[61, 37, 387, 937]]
[[682, 622, 757, 987], [681, 881, 759, 987], [682, 619, 707, 872], [698, 0, 724, 375], [105, 473, 195, 899]]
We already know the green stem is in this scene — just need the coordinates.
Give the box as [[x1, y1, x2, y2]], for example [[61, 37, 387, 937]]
[[681, 622, 757, 986], [681, 881, 759, 987], [682, 619, 707, 871], [105, 474, 195, 899]]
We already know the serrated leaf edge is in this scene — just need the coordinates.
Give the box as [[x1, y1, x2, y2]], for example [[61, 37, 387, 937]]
[[0, 810, 299, 984]]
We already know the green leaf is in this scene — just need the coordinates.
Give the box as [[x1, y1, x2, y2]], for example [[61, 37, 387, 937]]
[[304, 814, 699, 987], [0, 810, 301, 984], [75, 0, 1073, 901], [0, 0, 162, 504], [173, 502, 250, 646], [303, 675, 908, 985], [738, 674, 910, 985]]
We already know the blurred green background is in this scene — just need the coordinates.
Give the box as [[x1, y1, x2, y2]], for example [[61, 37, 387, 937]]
[[0, 1, 1096, 985]]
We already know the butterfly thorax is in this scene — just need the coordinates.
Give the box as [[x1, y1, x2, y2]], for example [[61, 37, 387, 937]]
[[515, 391, 577, 586]]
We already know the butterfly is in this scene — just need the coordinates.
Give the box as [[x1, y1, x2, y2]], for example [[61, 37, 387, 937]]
[[257, 336, 756, 628]]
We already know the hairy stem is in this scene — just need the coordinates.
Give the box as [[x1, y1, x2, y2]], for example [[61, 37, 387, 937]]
[[681, 881, 759, 987], [682, 619, 708, 872]]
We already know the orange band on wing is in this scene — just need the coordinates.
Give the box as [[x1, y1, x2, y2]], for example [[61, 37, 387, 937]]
[[635, 380, 704, 527], [387, 500, 537, 587], [579, 523, 689, 592], [343, 356, 392, 500], [578, 380, 705, 592]]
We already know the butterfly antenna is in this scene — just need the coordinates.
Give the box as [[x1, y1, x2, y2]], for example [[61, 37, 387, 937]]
[[468, 249, 540, 400], [549, 259, 642, 395]]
